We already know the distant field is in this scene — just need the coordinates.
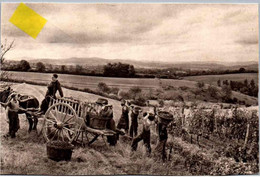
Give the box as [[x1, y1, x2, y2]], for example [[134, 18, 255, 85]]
[[183, 73, 258, 86], [6, 71, 197, 91]]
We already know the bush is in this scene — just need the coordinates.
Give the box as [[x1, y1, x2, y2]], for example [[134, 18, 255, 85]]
[[177, 95, 184, 102], [180, 86, 189, 91], [132, 96, 147, 106], [118, 90, 131, 100], [207, 85, 218, 98], [110, 87, 119, 95], [196, 81, 205, 88], [158, 99, 164, 107], [97, 82, 110, 93]]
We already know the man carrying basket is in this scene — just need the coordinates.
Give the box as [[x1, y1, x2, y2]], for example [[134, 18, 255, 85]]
[[154, 111, 173, 161]]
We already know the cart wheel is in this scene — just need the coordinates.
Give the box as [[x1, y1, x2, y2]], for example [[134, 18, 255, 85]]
[[42, 103, 79, 143]]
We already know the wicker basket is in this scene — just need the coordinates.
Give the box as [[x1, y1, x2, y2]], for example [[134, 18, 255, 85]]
[[89, 117, 111, 130], [46, 141, 74, 161], [87, 106, 112, 130], [96, 98, 108, 105], [157, 111, 173, 125]]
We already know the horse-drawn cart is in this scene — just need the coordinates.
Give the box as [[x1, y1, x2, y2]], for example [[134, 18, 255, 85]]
[[40, 97, 119, 146]]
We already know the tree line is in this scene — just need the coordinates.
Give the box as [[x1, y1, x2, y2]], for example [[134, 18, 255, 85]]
[[2, 59, 257, 79], [217, 79, 258, 97]]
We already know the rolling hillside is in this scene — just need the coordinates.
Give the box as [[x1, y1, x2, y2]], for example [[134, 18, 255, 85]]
[[4, 71, 258, 106], [8, 57, 258, 70]]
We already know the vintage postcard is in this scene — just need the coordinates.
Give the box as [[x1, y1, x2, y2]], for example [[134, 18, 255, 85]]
[[0, 2, 259, 175]]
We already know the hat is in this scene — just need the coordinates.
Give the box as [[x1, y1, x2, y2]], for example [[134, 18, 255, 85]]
[[96, 98, 108, 105], [53, 74, 58, 78], [134, 106, 142, 113], [121, 99, 126, 105]]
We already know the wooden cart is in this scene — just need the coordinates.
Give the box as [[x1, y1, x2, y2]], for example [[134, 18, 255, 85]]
[[41, 97, 118, 146]]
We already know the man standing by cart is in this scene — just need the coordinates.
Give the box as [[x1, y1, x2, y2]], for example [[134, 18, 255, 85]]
[[1, 94, 30, 138], [38, 74, 64, 114]]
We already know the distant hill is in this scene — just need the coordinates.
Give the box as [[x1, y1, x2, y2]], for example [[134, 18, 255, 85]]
[[9, 57, 258, 71]]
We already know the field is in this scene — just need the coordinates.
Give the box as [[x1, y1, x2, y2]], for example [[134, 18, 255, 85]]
[[0, 83, 258, 175], [3, 71, 258, 106], [6, 71, 198, 91], [183, 73, 258, 86], [0, 83, 191, 175]]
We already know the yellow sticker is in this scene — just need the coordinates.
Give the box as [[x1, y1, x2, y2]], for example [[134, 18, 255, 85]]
[[9, 3, 47, 39]]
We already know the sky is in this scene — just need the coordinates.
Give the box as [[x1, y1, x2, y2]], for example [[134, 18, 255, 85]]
[[1, 3, 259, 63]]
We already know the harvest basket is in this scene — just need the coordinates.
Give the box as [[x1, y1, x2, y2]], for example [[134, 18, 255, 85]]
[[46, 141, 74, 161], [157, 111, 173, 125], [96, 98, 108, 105], [89, 116, 111, 130]]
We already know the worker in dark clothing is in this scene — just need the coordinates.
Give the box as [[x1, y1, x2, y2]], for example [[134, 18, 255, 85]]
[[117, 100, 130, 134], [131, 112, 155, 155], [1, 94, 29, 138], [45, 74, 63, 99], [155, 122, 168, 161], [38, 74, 63, 114], [129, 107, 141, 138]]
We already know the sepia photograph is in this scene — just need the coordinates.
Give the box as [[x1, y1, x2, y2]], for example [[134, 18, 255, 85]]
[[0, 2, 259, 175]]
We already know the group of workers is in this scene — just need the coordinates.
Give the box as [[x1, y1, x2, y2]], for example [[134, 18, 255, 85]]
[[1, 73, 170, 161], [117, 99, 169, 161]]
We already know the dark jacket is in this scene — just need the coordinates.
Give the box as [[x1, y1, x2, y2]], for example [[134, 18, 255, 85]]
[[45, 80, 63, 98]]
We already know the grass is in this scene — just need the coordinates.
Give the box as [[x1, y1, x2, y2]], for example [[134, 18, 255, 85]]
[[0, 110, 192, 175], [5, 71, 198, 91], [0, 83, 258, 175]]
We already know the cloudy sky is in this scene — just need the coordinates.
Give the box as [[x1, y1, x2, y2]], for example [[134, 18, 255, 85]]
[[1, 3, 258, 63]]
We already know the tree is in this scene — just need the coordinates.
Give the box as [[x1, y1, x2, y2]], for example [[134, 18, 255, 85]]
[[103, 62, 135, 77], [61, 65, 66, 73], [222, 85, 232, 102], [239, 67, 246, 73], [217, 79, 221, 87], [250, 79, 255, 89], [207, 85, 218, 98], [1, 39, 14, 65], [1, 39, 14, 82], [75, 65, 83, 74], [36, 62, 45, 72], [19, 60, 31, 71], [244, 79, 248, 87]]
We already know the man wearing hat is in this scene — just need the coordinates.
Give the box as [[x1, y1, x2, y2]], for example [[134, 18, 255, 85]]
[[86, 98, 118, 146], [38, 74, 64, 114]]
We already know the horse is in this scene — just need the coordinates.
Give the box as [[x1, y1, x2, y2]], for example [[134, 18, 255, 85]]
[[0, 87, 40, 132]]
